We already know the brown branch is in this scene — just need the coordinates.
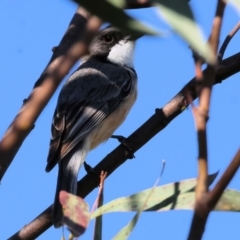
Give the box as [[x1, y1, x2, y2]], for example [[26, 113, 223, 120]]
[[8, 52, 240, 240], [187, 148, 240, 240], [0, 8, 102, 181], [208, 0, 226, 56], [188, 1, 226, 239], [208, 148, 240, 208], [193, 67, 215, 200], [194, 0, 226, 200], [218, 21, 240, 60]]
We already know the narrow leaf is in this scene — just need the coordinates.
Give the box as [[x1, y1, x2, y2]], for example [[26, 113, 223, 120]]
[[155, 0, 215, 64], [112, 161, 165, 240], [215, 189, 240, 212], [225, 0, 240, 13], [158, 189, 240, 212], [112, 212, 140, 240], [92, 186, 240, 218], [72, 0, 159, 38], [59, 191, 90, 237], [91, 172, 218, 219]]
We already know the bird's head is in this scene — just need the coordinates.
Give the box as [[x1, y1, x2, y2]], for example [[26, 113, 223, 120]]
[[89, 26, 135, 68]]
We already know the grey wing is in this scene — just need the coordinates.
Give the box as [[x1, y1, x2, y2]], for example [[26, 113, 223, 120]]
[[45, 67, 134, 172]]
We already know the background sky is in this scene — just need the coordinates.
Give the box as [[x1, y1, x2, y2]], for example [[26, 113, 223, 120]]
[[1, 1, 240, 239]]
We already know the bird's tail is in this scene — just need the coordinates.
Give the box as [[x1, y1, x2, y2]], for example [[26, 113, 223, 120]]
[[52, 147, 87, 228]]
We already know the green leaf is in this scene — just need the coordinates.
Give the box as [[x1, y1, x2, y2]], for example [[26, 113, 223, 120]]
[[106, 0, 125, 8], [59, 191, 90, 237], [91, 172, 218, 219], [112, 211, 141, 240], [224, 0, 240, 13], [158, 189, 240, 212], [72, 0, 159, 38], [155, 0, 215, 64], [215, 189, 240, 212], [112, 162, 165, 240]]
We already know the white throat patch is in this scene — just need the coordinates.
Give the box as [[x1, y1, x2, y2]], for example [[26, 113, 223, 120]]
[[107, 40, 135, 68]]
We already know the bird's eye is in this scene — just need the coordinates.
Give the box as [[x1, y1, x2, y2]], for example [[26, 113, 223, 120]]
[[103, 35, 114, 43]]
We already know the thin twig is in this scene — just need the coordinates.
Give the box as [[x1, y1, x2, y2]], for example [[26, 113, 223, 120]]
[[208, 0, 226, 56], [93, 171, 107, 240], [91, 171, 107, 213], [218, 21, 240, 60], [208, 148, 240, 208]]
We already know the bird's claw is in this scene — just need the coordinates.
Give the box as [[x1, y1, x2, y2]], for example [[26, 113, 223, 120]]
[[83, 162, 98, 178], [111, 135, 135, 159]]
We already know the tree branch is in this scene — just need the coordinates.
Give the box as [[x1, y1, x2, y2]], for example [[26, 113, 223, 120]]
[[188, 1, 226, 239], [8, 52, 240, 240], [0, 7, 101, 181], [208, 148, 240, 208], [218, 21, 240, 60]]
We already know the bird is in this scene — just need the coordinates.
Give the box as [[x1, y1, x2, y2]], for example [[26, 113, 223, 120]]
[[45, 26, 138, 227]]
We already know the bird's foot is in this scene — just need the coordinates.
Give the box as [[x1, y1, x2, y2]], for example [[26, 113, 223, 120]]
[[83, 162, 98, 177], [111, 135, 135, 159]]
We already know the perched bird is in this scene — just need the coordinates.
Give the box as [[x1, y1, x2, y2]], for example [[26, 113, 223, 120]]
[[45, 26, 138, 227]]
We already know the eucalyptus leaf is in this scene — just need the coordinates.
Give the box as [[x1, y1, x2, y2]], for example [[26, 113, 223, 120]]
[[91, 172, 218, 219], [155, 0, 215, 64], [141, 189, 240, 212], [106, 0, 125, 8], [215, 189, 240, 212], [225, 0, 240, 13], [112, 162, 165, 240], [73, 0, 159, 38], [59, 191, 90, 237], [112, 211, 141, 240], [159, 189, 240, 212]]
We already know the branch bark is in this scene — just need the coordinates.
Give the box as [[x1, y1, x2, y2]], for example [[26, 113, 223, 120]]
[[188, 1, 226, 239], [8, 52, 240, 240], [0, 7, 101, 181]]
